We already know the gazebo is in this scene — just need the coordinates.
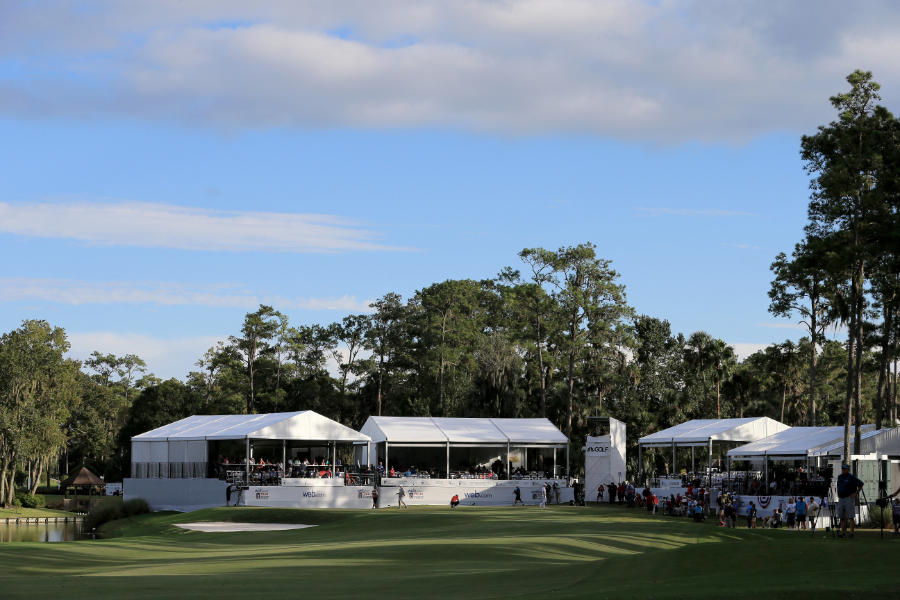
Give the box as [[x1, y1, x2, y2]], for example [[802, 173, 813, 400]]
[[637, 417, 789, 480], [61, 466, 105, 510]]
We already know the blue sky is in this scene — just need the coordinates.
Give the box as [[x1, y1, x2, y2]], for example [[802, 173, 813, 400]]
[[1, 1, 898, 379]]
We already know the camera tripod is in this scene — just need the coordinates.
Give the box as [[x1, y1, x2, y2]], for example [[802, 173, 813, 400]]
[[812, 489, 838, 539]]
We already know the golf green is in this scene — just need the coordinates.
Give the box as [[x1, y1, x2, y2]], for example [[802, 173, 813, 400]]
[[0, 504, 896, 598]]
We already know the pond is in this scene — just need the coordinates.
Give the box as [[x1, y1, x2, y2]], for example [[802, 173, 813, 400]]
[[0, 521, 82, 542]]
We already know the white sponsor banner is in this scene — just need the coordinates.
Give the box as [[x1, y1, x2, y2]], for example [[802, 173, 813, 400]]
[[245, 485, 373, 509], [378, 479, 573, 507]]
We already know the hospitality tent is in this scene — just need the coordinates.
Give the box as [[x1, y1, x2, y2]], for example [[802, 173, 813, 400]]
[[360, 416, 569, 478], [809, 426, 900, 459], [131, 411, 370, 480], [726, 426, 874, 461], [637, 417, 789, 476]]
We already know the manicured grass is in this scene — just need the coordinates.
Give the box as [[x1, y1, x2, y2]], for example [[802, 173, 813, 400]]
[[0, 504, 898, 599], [0, 507, 73, 519]]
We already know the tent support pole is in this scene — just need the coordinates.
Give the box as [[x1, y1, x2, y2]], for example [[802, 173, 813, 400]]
[[707, 439, 713, 488], [638, 445, 643, 484], [245, 438, 250, 486], [672, 441, 676, 475], [553, 448, 557, 479], [764, 453, 768, 487], [446, 442, 450, 478], [332, 442, 336, 478], [385, 442, 389, 474], [566, 444, 570, 480], [282, 440, 286, 482], [506, 442, 510, 480], [691, 446, 695, 474]]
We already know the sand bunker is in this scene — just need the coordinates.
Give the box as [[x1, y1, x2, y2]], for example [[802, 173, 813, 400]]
[[175, 522, 316, 533]]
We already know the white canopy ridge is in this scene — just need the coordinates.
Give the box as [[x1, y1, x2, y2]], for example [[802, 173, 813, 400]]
[[133, 410, 370, 443], [638, 417, 788, 448], [360, 416, 568, 446]]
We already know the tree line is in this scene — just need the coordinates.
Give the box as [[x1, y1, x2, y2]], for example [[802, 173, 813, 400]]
[[1, 71, 898, 506]]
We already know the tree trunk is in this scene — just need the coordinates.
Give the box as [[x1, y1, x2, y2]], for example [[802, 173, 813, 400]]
[[537, 314, 547, 418], [809, 299, 818, 426], [376, 353, 384, 417], [842, 263, 859, 462], [565, 322, 576, 441], [715, 377, 721, 419], [875, 302, 892, 429], [438, 311, 448, 416], [29, 457, 45, 496], [247, 339, 257, 414], [853, 266, 864, 454]]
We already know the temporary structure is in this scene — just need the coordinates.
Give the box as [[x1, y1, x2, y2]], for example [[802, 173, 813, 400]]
[[360, 416, 569, 478], [131, 411, 370, 480], [637, 417, 789, 476]]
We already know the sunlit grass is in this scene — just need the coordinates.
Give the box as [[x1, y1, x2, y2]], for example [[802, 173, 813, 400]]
[[1, 504, 898, 598]]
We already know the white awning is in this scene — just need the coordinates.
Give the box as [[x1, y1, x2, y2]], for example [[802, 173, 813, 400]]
[[360, 416, 568, 445], [809, 426, 900, 457], [132, 411, 370, 443], [638, 417, 788, 447], [726, 425, 874, 459]]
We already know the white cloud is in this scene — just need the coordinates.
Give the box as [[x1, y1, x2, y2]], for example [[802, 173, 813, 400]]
[[730, 342, 770, 361], [2, 1, 899, 140], [0, 278, 374, 312], [66, 331, 222, 380], [0, 201, 406, 253]]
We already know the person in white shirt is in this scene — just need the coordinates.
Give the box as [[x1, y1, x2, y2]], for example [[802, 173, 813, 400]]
[[807, 497, 820, 532]]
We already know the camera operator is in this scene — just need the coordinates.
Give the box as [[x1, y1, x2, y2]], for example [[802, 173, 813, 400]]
[[836, 463, 864, 539]]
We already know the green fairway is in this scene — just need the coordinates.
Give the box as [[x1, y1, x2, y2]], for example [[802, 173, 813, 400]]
[[0, 504, 897, 599]]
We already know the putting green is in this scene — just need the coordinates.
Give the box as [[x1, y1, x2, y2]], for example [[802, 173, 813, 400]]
[[0, 505, 897, 599]]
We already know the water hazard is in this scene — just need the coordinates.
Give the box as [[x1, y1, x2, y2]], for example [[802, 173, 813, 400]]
[[0, 520, 81, 542]]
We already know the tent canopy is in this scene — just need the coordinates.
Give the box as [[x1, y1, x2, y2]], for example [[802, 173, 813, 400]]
[[638, 417, 788, 448], [361, 416, 568, 445], [133, 410, 370, 443], [809, 426, 900, 458], [726, 425, 874, 459]]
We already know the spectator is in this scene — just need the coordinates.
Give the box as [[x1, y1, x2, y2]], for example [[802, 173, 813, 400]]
[[836, 463, 864, 538]]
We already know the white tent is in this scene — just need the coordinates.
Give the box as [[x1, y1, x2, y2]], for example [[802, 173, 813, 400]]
[[809, 426, 900, 458], [726, 426, 873, 460], [360, 416, 568, 477], [131, 411, 369, 479], [637, 417, 789, 477], [360, 416, 568, 445]]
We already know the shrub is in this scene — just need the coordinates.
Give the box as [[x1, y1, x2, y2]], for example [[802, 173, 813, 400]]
[[15, 493, 45, 509], [83, 498, 150, 533], [121, 498, 149, 518]]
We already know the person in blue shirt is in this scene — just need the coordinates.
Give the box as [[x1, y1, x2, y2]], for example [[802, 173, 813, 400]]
[[795, 496, 808, 530], [746, 501, 757, 528], [836, 463, 864, 538]]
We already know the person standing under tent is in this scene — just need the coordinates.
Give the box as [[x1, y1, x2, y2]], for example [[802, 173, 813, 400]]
[[397, 486, 408, 508], [513, 486, 524, 506], [836, 463, 864, 538], [371, 487, 379, 509], [553, 482, 561, 505], [597, 484, 604, 503], [746, 501, 757, 528], [608, 482, 617, 504], [795, 496, 808, 530], [539, 484, 547, 509], [807, 497, 820, 532], [785, 499, 796, 529]]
